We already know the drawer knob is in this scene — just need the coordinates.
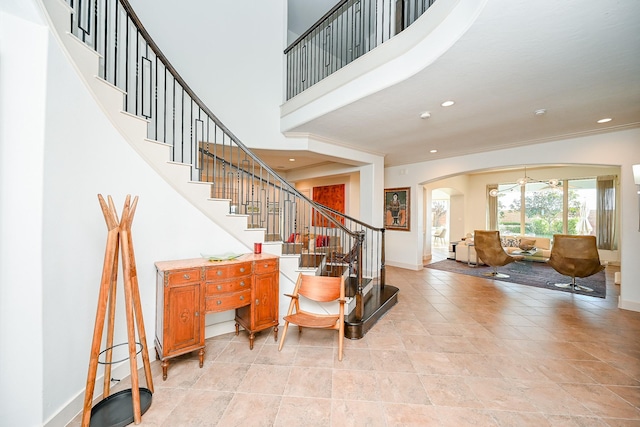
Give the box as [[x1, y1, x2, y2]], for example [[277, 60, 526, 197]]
[[216, 300, 222, 305], [240, 281, 246, 287], [183, 274, 190, 280], [239, 295, 245, 300], [255, 299, 260, 305], [240, 267, 245, 273], [216, 285, 222, 290], [217, 271, 222, 276]]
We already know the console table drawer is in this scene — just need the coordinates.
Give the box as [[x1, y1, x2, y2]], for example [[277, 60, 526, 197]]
[[205, 262, 252, 280], [166, 269, 201, 285], [205, 278, 250, 295], [205, 290, 251, 312], [254, 259, 278, 274]]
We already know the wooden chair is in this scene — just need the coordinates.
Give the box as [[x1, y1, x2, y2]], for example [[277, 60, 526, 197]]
[[278, 273, 346, 360], [473, 230, 524, 278], [547, 234, 605, 292]]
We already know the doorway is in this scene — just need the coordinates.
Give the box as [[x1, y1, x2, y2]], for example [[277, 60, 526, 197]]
[[431, 189, 450, 260]]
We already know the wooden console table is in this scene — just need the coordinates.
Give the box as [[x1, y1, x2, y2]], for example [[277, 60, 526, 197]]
[[154, 254, 279, 379]]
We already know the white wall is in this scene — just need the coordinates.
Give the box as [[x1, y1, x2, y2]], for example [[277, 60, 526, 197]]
[[128, 0, 287, 151], [449, 194, 466, 243], [40, 35, 250, 427], [4, 2, 638, 425], [2, 3, 249, 425], [0, 8, 48, 427], [385, 130, 640, 310]]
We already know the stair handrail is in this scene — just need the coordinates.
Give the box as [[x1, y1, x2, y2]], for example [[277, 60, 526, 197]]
[[114, 1, 272, 177], [67, 0, 355, 235], [198, 147, 385, 288], [61, 0, 387, 292], [198, 148, 355, 235]]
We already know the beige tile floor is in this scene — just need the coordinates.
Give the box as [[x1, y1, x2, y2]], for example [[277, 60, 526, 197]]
[[71, 257, 640, 426]]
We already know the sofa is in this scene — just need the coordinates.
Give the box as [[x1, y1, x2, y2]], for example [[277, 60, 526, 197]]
[[455, 234, 551, 264], [501, 235, 551, 262]]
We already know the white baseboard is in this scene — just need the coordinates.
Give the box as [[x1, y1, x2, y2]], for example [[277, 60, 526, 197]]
[[44, 351, 149, 427], [386, 260, 422, 270], [46, 319, 239, 427], [205, 319, 238, 338], [618, 297, 640, 312]]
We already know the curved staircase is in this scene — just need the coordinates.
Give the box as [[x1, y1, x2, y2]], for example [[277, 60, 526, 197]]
[[41, 0, 397, 339]]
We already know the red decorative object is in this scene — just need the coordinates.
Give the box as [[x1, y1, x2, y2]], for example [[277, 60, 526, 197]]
[[316, 235, 329, 247], [312, 184, 345, 227]]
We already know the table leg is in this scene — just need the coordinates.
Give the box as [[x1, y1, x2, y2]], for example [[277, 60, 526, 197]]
[[468, 244, 477, 267], [161, 359, 168, 381], [198, 348, 205, 368]]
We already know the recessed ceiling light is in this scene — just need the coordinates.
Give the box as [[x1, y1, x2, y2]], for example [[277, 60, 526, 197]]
[[289, 158, 296, 162], [441, 100, 455, 107], [597, 118, 612, 124], [430, 149, 438, 153], [420, 111, 431, 119]]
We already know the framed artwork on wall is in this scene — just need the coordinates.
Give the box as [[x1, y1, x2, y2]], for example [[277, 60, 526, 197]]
[[267, 202, 280, 215], [312, 184, 345, 227], [384, 187, 410, 231]]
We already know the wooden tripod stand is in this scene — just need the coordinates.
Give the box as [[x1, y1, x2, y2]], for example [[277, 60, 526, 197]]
[[81, 195, 154, 426]]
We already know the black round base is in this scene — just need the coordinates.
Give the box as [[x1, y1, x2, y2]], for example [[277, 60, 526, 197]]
[[90, 388, 152, 427]]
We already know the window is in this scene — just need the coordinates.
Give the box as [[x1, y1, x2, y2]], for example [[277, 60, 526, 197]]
[[495, 177, 598, 241], [431, 199, 448, 229], [496, 184, 521, 236], [523, 181, 564, 238]]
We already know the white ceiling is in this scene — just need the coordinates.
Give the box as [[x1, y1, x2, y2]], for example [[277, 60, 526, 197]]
[[271, 0, 640, 172]]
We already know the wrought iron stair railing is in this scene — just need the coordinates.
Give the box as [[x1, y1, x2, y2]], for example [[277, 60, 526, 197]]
[[198, 146, 386, 296], [284, 0, 436, 99], [61, 0, 389, 316]]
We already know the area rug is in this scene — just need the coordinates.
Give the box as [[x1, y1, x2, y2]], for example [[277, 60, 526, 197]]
[[424, 259, 606, 298]]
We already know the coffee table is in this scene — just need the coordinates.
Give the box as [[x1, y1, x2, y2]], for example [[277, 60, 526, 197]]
[[512, 248, 538, 256]]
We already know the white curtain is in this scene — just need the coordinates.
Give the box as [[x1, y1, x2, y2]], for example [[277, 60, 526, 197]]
[[487, 184, 498, 230]]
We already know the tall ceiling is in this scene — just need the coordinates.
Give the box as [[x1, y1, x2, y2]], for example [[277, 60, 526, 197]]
[[267, 0, 640, 172]]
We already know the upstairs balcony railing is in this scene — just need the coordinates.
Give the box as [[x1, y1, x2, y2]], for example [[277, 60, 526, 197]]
[[62, 0, 386, 299], [284, 0, 436, 99]]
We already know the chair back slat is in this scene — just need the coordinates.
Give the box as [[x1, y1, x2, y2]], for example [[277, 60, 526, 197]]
[[298, 275, 344, 302]]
